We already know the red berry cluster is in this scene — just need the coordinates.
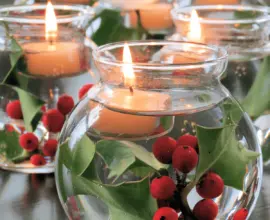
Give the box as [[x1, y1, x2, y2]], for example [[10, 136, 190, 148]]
[[42, 94, 75, 133], [153, 134, 198, 172], [151, 134, 226, 220], [3, 84, 95, 166], [19, 132, 58, 166]]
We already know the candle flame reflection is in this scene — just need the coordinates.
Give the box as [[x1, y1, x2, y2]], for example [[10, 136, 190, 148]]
[[45, 1, 58, 41], [188, 10, 201, 42], [123, 44, 135, 87]]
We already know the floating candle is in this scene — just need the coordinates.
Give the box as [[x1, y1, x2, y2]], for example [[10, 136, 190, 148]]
[[129, 3, 173, 31], [92, 44, 171, 136], [23, 2, 82, 77]]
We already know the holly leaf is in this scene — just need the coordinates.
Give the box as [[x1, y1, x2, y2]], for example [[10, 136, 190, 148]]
[[88, 9, 147, 46], [195, 125, 260, 190], [129, 161, 155, 177], [262, 135, 270, 162], [0, 130, 27, 162], [2, 36, 24, 85], [12, 86, 45, 132], [160, 116, 174, 131], [58, 135, 97, 177], [0, 84, 44, 132], [242, 56, 270, 118], [71, 135, 96, 176], [96, 140, 167, 180], [71, 175, 157, 220], [222, 100, 243, 125], [58, 139, 73, 170]]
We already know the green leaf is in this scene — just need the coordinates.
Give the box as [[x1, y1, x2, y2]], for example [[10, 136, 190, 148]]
[[0, 84, 44, 132], [58, 139, 73, 170], [129, 161, 155, 177], [195, 125, 260, 190], [262, 135, 270, 162], [0, 130, 24, 161], [89, 9, 146, 46], [222, 100, 243, 125], [2, 36, 23, 85], [96, 140, 166, 180], [71, 135, 96, 176], [96, 140, 135, 179], [160, 116, 174, 131], [11, 150, 30, 163], [72, 175, 157, 220], [13, 86, 45, 132], [242, 56, 270, 118], [59, 136, 98, 179]]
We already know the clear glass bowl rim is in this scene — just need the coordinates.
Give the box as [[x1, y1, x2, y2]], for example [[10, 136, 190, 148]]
[[92, 40, 228, 70], [171, 5, 270, 25], [0, 4, 94, 24]]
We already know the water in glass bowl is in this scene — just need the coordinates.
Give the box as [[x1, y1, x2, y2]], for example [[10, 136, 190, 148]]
[[0, 68, 95, 173], [55, 96, 262, 220]]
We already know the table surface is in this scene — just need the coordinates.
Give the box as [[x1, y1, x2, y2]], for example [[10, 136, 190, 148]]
[[0, 167, 269, 220]]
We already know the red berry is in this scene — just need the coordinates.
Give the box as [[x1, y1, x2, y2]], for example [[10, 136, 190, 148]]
[[150, 176, 176, 200], [19, 133, 39, 152], [78, 84, 94, 99], [57, 94, 74, 115], [42, 109, 65, 133], [196, 172, 224, 199], [6, 100, 23, 119], [193, 199, 218, 220], [153, 207, 178, 220], [177, 134, 198, 149], [233, 208, 248, 220], [42, 139, 58, 157], [41, 105, 46, 112], [30, 154, 46, 166], [153, 136, 177, 164], [172, 145, 198, 173], [5, 124, 15, 132]]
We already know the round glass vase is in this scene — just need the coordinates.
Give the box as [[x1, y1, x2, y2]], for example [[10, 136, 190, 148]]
[[171, 4, 270, 163], [55, 41, 262, 220], [0, 4, 96, 173]]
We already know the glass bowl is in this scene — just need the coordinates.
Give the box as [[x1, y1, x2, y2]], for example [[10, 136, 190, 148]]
[[0, 4, 96, 173], [55, 40, 262, 219], [171, 4, 270, 163]]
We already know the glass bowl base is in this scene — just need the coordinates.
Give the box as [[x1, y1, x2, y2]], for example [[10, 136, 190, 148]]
[[0, 159, 54, 174]]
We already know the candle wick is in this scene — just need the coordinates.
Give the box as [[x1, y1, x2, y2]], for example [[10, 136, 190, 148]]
[[48, 37, 56, 51], [129, 86, 134, 95]]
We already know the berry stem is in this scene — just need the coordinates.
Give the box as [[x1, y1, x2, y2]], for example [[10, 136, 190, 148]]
[[177, 194, 197, 220], [175, 170, 187, 191], [178, 179, 199, 220]]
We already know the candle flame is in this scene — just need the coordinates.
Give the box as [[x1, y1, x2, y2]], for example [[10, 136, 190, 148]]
[[123, 44, 135, 87], [188, 10, 201, 42], [45, 1, 58, 41]]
